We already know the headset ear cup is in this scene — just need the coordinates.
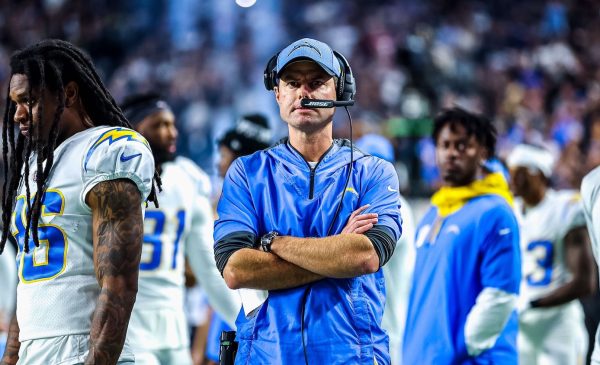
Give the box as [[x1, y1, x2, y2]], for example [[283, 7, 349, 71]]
[[337, 69, 345, 100], [263, 53, 279, 91], [333, 51, 355, 102]]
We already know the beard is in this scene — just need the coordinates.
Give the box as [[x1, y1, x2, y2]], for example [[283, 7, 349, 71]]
[[151, 143, 176, 166]]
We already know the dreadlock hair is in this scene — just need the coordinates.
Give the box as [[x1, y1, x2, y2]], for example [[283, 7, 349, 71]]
[[1, 39, 162, 254], [432, 106, 497, 158]]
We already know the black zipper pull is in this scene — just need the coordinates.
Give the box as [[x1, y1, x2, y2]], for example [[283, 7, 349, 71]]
[[309, 167, 315, 199]]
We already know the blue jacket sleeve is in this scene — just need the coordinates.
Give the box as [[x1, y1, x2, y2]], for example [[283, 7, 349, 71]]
[[478, 204, 521, 294], [359, 158, 403, 243]]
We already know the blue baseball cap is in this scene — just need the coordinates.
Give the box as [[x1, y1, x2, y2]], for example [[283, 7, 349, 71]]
[[276, 38, 342, 78]]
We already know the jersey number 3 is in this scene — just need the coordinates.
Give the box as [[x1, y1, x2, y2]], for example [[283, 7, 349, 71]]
[[526, 240, 554, 286], [12, 190, 68, 283]]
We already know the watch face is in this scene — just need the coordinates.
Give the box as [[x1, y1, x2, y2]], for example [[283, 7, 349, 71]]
[[260, 231, 278, 252]]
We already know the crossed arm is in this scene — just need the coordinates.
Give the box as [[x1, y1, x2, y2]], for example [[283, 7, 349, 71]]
[[85, 179, 144, 365], [223, 205, 380, 290]]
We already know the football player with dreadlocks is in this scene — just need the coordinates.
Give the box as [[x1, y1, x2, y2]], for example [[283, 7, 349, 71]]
[[0, 39, 159, 365], [120, 93, 240, 365]]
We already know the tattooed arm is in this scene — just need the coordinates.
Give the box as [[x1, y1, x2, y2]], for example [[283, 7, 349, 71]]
[[85, 179, 143, 365], [0, 315, 20, 365]]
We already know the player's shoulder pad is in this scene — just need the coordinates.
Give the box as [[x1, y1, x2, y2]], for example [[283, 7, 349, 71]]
[[174, 156, 212, 196], [81, 126, 155, 200]]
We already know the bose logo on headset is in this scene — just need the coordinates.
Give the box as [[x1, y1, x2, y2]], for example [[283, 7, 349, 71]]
[[302, 100, 333, 108]]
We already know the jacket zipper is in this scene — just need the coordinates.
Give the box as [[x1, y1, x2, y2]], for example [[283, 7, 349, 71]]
[[288, 140, 336, 200], [309, 168, 315, 199]]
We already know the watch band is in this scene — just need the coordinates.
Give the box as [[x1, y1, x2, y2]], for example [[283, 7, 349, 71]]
[[260, 231, 279, 253]]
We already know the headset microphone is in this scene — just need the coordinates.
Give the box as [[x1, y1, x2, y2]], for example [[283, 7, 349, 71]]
[[300, 99, 355, 108]]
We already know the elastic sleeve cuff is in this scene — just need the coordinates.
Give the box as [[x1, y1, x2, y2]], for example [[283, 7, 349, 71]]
[[364, 225, 397, 267], [214, 231, 257, 275], [465, 287, 517, 356]]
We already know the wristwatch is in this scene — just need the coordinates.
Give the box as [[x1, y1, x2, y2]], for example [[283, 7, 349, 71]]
[[260, 231, 279, 253]]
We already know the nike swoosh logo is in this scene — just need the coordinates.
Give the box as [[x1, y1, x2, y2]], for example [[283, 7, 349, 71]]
[[499, 228, 511, 236], [120, 152, 142, 162], [387, 186, 398, 192]]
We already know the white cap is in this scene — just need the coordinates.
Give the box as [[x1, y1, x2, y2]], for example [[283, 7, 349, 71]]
[[506, 144, 555, 178]]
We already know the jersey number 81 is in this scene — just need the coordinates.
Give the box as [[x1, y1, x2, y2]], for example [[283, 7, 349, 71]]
[[140, 210, 186, 271]]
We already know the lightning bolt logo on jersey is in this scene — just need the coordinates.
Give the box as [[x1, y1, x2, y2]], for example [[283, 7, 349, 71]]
[[84, 127, 149, 171]]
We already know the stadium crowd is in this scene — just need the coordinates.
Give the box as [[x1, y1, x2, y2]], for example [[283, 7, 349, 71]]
[[0, 0, 599, 192]]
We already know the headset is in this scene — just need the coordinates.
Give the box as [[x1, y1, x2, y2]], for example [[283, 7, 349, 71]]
[[263, 50, 356, 105]]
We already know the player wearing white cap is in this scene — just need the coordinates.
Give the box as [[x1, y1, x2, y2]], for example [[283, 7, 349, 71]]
[[507, 144, 596, 365]]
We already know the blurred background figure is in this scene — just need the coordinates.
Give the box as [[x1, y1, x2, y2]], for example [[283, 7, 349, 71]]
[[404, 108, 521, 364], [216, 113, 272, 179], [121, 93, 240, 365], [507, 144, 595, 365], [581, 166, 600, 365], [355, 133, 416, 365], [200, 113, 272, 365]]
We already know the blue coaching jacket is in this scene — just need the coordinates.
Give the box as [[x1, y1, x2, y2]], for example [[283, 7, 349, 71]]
[[214, 139, 402, 364]]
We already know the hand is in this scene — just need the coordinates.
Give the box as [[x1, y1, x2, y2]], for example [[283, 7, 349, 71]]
[[341, 205, 378, 234]]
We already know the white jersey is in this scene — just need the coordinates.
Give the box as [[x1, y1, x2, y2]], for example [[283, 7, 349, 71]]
[[581, 166, 600, 365], [381, 196, 416, 365], [516, 189, 586, 323], [12, 126, 154, 343], [128, 157, 240, 351]]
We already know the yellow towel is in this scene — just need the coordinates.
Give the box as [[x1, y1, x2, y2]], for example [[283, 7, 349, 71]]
[[431, 172, 514, 217]]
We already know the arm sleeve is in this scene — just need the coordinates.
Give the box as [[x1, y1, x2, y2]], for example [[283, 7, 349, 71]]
[[186, 192, 241, 328], [80, 128, 155, 206], [359, 158, 403, 245], [364, 225, 396, 267], [479, 206, 521, 294], [213, 159, 259, 273], [464, 287, 518, 356], [464, 204, 521, 356]]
